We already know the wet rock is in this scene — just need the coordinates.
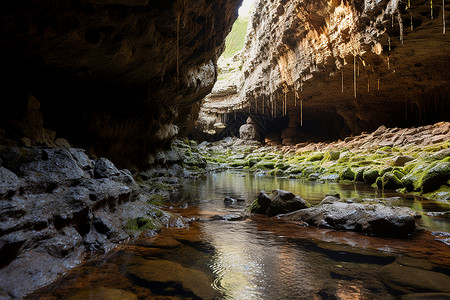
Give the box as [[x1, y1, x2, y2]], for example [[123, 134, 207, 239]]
[[418, 162, 450, 193], [381, 172, 404, 190], [380, 262, 450, 294], [393, 155, 415, 166], [143, 235, 182, 249], [0, 167, 22, 199], [339, 167, 355, 181], [211, 214, 246, 221], [319, 195, 341, 205], [363, 169, 379, 184], [11, 148, 85, 193], [426, 211, 450, 219], [127, 258, 219, 299], [279, 202, 420, 236], [65, 286, 138, 300], [94, 158, 120, 179], [250, 189, 311, 217], [431, 148, 450, 160]]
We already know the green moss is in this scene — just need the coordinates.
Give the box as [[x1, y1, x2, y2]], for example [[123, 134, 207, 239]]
[[378, 146, 392, 152], [148, 194, 165, 205], [380, 167, 394, 176], [269, 168, 284, 176], [375, 176, 383, 189], [416, 161, 450, 193], [255, 160, 276, 170], [307, 152, 324, 162], [323, 151, 340, 161], [339, 167, 355, 181], [124, 217, 159, 234], [229, 159, 246, 167], [363, 169, 380, 184], [393, 170, 405, 179], [422, 185, 450, 202], [354, 167, 367, 182], [381, 172, 404, 190]]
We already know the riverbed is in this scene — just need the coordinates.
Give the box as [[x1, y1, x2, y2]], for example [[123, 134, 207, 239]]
[[28, 171, 450, 299]]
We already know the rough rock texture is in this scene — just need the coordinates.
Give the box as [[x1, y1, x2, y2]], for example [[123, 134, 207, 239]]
[[200, 0, 449, 141], [0, 0, 242, 168], [250, 189, 311, 216], [280, 201, 420, 236], [0, 146, 186, 299]]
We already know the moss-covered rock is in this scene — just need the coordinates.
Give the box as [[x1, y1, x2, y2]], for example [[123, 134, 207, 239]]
[[381, 172, 404, 190], [354, 167, 367, 182], [323, 151, 340, 161], [363, 169, 380, 184], [375, 176, 383, 189], [307, 152, 324, 162], [339, 167, 355, 181], [417, 161, 450, 193], [255, 160, 276, 170]]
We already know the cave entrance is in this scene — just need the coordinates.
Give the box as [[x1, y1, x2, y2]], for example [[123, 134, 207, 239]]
[[195, 0, 254, 141]]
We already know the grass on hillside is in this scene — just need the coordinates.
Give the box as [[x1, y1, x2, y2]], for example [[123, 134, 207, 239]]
[[222, 17, 248, 58]]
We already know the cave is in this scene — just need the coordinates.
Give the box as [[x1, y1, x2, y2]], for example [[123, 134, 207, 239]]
[[1, 0, 450, 298]]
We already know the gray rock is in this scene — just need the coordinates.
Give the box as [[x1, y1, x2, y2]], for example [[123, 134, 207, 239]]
[[250, 189, 310, 216], [279, 202, 420, 236], [432, 148, 450, 160], [94, 157, 120, 179], [69, 148, 94, 172], [0, 167, 22, 199], [239, 124, 260, 140], [19, 148, 85, 192]]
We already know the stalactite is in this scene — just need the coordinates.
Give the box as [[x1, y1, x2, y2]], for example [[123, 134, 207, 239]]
[[367, 78, 370, 92], [408, 0, 411, 9], [294, 84, 297, 107], [262, 95, 265, 114], [353, 54, 357, 98], [341, 71, 344, 93], [378, 78, 380, 90], [300, 99, 303, 127], [431, 0, 434, 20], [444, 0, 446, 34], [411, 13, 414, 31], [176, 0, 182, 84], [398, 12, 404, 44], [357, 64, 360, 77], [388, 36, 391, 52], [301, 76, 303, 92], [387, 57, 390, 70]]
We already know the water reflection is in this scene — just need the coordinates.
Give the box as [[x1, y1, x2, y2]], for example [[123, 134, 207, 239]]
[[28, 171, 450, 299]]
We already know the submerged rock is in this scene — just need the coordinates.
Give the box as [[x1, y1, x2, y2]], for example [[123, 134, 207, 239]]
[[127, 258, 219, 299], [65, 286, 138, 300], [279, 202, 420, 236], [250, 189, 311, 216], [380, 261, 450, 294]]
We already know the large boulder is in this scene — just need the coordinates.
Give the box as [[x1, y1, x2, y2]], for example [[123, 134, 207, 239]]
[[239, 124, 260, 141], [279, 202, 420, 236], [250, 190, 311, 216]]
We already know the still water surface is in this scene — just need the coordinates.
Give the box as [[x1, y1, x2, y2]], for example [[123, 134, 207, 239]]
[[29, 171, 450, 299]]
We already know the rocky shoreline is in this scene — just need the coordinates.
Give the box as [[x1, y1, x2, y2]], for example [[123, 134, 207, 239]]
[[0, 139, 208, 299], [199, 121, 450, 202], [0, 122, 449, 298]]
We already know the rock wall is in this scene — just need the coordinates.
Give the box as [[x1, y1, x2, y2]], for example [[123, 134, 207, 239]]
[[0, 0, 242, 168], [0, 145, 188, 298], [202, 0, 450, 141]]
